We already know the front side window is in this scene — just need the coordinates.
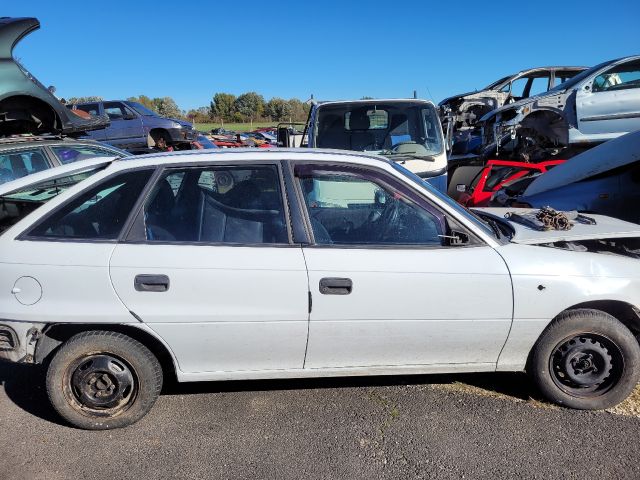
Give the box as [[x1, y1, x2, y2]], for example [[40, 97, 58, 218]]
[[0, 148, 50, 184], [50, 145, 126, 165], [28, 169, 153, 240], [592, 60, 640, 92], [143, 165, 288, 244], [103, 102, 134, 120], [296, 165, 443, 246]]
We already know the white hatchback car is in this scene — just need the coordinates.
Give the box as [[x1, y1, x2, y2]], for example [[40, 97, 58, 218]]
[[1, 149, 640, 429]]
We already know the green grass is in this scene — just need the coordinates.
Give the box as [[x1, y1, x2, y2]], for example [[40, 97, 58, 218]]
[[193, 122, 276, 133]]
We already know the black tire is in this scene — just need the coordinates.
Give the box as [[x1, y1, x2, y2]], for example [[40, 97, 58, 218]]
[[530, 309, 640, 410], [46, 331, 163, 430]]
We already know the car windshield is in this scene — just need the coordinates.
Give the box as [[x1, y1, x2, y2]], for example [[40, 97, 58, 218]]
[[546, 59, 619, 93], [390, 162, 497, 239], [316, 102, 444, 157], [125, 101, 159, 116], [483, 75, 513, 90]]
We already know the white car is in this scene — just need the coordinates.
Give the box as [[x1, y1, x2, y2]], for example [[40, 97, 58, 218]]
[[1, 149, 640, 430]]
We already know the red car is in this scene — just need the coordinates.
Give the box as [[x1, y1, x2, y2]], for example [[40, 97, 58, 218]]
[[452, 159, 565, 207]]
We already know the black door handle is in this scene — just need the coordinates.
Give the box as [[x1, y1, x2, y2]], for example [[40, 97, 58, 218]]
[[319, 277, 353, 295], [134, 274, 170, 292]]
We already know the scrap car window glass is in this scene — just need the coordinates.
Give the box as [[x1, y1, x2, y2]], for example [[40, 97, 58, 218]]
[[51, 146, 121, 165], [592, 60, 640, 92], [143, 165, 288, 244], [28, 170, 153, 239], [297, 167, 442, 246], [0, 148, 49, 184]]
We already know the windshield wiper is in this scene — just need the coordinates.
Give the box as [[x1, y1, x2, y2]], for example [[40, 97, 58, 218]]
[[382, 152, 436, 162]]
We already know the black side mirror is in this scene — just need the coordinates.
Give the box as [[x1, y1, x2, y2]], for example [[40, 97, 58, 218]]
[[123, 113, 137, 121]]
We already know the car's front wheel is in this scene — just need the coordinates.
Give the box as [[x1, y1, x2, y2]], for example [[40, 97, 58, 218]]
[[46, 331, 163, 430], [530, 309, 640, 410]]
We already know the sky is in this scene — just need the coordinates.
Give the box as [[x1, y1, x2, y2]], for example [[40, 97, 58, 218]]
[[8, 0, 640, 111]]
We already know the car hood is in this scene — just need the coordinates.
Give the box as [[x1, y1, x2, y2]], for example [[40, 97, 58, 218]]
[[0, 156, 118, 196], [477, 208, 640, 245], [168, 118, 193, 129], [524, 130, 640, 197]]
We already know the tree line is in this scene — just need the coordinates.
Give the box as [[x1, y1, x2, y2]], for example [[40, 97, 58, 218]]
[[66, 92, 311, 124]]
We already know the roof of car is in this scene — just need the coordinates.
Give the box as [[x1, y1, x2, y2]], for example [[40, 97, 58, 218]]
[[114, 148, 392, 170], [0, 135, 116, 149], [314, 98, 437, 107]]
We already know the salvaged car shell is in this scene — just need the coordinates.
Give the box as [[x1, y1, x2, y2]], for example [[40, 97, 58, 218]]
[[480, 56, 640, 159], [0, 17, 109, 136], [439, 67, 585, 154]]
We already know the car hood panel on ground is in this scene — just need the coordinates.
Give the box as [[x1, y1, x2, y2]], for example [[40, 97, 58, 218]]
[[477, 207, 640, 244]]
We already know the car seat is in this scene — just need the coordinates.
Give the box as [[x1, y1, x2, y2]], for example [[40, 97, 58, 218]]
[[9, 155, 27, 178], [29, 152, 48, 173], [348, 110, 375, 151]]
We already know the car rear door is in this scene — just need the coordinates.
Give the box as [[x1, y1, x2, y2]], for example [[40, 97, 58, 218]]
[[109, 161, 310, 375], [577, 59, 640, 136], [293, 162, 513, 369]]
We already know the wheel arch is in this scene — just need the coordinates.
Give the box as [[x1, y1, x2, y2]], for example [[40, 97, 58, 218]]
[[35, 323, 178, 383]]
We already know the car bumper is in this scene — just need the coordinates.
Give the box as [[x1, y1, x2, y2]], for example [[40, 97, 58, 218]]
[[0, 321, 45, 363]]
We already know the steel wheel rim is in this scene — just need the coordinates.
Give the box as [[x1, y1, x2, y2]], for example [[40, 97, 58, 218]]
[[549, 333, 624, 398], [65, 353, 138, 417]]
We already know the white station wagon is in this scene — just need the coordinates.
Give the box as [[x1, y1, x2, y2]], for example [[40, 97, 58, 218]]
[[1, 149, 640, 429]]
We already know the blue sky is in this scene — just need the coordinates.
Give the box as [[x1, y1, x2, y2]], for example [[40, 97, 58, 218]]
[[9, 0, 640, 111]]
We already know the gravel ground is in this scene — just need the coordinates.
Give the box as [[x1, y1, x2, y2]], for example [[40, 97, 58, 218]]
[[1, 362, 639, 480]]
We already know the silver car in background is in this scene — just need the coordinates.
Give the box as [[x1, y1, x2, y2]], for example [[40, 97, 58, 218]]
[[480, 55, 640, 160]]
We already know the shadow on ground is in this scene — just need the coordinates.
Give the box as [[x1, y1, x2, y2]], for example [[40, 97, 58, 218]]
[[0, 360, 542, 425]]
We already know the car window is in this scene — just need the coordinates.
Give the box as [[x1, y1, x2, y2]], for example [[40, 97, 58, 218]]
[[529, 76, 550, 96], [296, 165, 442, 246], [103, 102, 129, 120], [27, 170, 153, 240], [0, 148, 50, 184], [74, 103, 99, 116], [592, 60, 640, 92], [143, 165, 288, 244], [50, 145, 124, 165]]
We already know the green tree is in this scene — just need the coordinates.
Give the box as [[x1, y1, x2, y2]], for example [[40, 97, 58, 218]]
[[67, 96, 103, 104], [234, 92, 265, 122], [127, 95, 154, 109], [152, 97, 182, 118], [210, 93, 237, 122], [264, 97, 291, 121], [287, 98, 310, 122]]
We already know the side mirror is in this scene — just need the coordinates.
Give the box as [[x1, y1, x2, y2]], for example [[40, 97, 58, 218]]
[[122, 113, 137, 120]]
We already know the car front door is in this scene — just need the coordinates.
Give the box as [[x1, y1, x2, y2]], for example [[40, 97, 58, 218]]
[[73, 103, 107, 141], [109, 162, 310, 375], [103, 102, 143, 148], [294, 163, 513, 369], [577, 59, 640, 136]]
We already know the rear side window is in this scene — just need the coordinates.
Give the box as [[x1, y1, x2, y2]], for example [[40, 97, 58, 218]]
[[27, 170, 153, 240], [0, 148, 50, 184], [51, 145, 124, 165], [74, 103, 100, 116], [143, 165, 288, 244]]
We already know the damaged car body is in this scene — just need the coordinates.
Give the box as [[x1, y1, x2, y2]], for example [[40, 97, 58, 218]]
[[490, 130, 640, 224], [439, 67, 585, 156], [480, 56, 640, 160], [2, 149, 640, 430], [0, 17, 109, 137]]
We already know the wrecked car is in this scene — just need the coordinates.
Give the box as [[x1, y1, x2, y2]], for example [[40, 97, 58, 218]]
[[0, 135, 128, 185], [70, 100, 196, 151], [480, 56, 640, 160], [448, 159, 565, 207], [2, 149, 640, 429], [0, 17, 109, 137], [490, 130, 640, 224], [439, 67, 586, 156]]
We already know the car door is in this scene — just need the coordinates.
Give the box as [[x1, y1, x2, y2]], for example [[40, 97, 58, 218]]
[[73, 103, 106, 141], [293, 162, 513, 369], [103, 102, 143, 148], [577, 59, 640, 136], [109, 161, 310, 375]]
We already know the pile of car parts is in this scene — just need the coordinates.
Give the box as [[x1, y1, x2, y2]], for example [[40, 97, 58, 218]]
[[505, 207, 596, 231]]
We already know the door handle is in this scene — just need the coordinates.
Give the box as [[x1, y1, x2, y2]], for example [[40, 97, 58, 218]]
[[134, 274, 170, 292], [319, 277, 353, 295]]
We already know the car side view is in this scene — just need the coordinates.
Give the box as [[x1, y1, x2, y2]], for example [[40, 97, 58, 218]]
[[1, 149, 640, 429]]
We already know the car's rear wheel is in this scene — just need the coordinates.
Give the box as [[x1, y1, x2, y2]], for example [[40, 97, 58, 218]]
[[530, 309, 640, 409], [46, 331, 162, 430]]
